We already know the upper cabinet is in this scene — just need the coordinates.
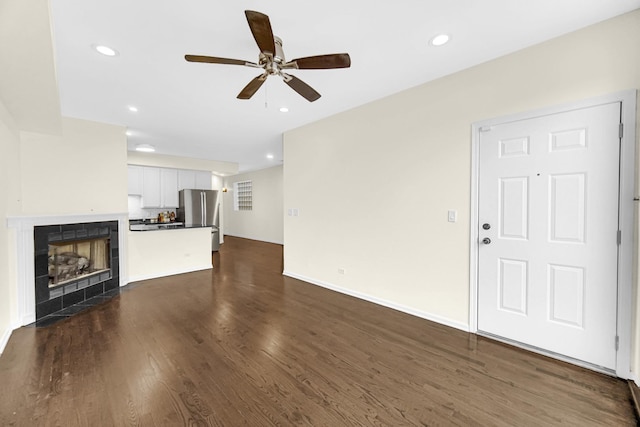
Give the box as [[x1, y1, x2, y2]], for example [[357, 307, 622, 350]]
[[127, 165, 143, 195], [195, 171, 212, 190], [130, 165, 212, 208], [160, 168, 179, 208], [178, 169, 195, 190], [178, 169, 212, 190], [141, 167, 161, 207]]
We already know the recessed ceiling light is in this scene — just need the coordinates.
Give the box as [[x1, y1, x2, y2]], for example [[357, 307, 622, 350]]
[[93, 44, 118, 56], [135, 144, 155, 153], [266, 154, 274, 159], [128, 106, 138, 112], [279, 107, 289, 113], [430, 34, 451, 47]]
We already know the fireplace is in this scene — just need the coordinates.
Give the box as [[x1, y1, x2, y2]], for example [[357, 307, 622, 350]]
[[34, 221, 120, 320]]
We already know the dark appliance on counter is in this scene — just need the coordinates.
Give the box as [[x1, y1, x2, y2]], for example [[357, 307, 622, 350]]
[[177, 189, 220, 251]]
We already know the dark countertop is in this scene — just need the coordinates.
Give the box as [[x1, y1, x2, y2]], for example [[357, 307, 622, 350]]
[[129, 220, 213, 232]]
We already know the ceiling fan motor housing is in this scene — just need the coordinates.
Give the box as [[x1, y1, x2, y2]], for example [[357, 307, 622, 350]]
[[259, 36, 286, 75]]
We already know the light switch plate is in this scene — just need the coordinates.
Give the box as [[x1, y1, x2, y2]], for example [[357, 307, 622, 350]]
[[448, 210, 457, 223]]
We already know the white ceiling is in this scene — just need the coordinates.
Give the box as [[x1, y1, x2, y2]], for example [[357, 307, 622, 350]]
[[50, 1, 640, 173]]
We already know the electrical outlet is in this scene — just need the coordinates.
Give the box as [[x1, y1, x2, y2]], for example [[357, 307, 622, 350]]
[[338, 268, 346, 275]]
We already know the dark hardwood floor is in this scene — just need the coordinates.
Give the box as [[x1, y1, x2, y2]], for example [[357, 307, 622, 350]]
[[0, 236, 636, 426]]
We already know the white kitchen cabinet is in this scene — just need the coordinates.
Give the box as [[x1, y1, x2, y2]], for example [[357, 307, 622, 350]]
[[195, 171, 212, 190], [134, 166, 208, 208], [141, 167, 161, 207], [178, 169, 196, 190], [127, 165, 143, 195], [161, 168, 179, 208], [178, 169, 211, 190]]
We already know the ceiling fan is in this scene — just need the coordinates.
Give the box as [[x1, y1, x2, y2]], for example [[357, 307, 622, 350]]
[[185, 10, 351, 102]]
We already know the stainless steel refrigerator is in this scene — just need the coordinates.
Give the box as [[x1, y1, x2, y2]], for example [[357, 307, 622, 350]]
[[177, 189, 220, 251]]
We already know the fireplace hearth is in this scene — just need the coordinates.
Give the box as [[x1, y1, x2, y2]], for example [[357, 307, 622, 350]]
[[34, 221, 120, 320]]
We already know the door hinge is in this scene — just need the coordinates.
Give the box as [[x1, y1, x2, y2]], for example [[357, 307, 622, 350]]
[[617, 230, 622, 245], [619, 123, 624, 139], [479, 126, 492, 132], [615, 335, 619, 351]]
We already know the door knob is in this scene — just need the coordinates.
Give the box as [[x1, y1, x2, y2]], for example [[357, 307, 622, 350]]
[[482, 237, 491, 245]]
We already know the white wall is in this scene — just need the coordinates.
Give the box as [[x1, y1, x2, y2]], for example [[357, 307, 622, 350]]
[[223, 166, 283, 244], [0, 0, 61, 135], [20, 117, 128, 215], [283, 11, 640, 350], [0, 100, 22, 352]]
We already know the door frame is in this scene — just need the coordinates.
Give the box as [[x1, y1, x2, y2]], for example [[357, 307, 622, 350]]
[[469, 90, 637, 378]]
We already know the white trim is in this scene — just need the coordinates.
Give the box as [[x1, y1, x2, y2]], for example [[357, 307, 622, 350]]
[[616, 90, 636, 380], [469, 90, 637, 379], [0, 325, 13, 354], [469, 122, 481, 333], [283, 270, 469, 332], [127, 265, 212, 283], [7, 212, 129, 327]]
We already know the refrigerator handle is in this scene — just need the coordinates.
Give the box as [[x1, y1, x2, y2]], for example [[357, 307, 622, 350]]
[[200, 192, 204, 226], [202, 192, 207, 226]]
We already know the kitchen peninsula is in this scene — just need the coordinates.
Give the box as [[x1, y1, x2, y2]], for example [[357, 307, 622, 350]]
[[127, 222, 212, 282]]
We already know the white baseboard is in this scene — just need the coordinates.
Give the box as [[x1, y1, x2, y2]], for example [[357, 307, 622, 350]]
[[283, 270, 470, 333], [127, 264, 212, 284]]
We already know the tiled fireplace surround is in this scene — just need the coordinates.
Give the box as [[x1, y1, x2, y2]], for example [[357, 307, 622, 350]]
[[7, 214, 127, 326], [34, 221, 120, 320]]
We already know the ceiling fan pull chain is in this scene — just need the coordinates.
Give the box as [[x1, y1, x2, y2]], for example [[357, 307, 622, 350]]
[[264, 80, 268, 109]]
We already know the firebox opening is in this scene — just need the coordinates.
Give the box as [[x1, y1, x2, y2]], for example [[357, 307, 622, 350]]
[[48, 237, 111, 288]]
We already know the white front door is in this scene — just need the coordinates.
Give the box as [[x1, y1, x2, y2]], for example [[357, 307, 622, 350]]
[[477, 102, 621, 370]]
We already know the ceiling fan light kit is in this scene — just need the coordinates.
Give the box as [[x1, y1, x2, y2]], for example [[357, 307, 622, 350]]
[[185, 10, 351, 102]]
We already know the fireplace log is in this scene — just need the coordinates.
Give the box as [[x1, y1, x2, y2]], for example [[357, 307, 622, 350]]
[[49, 252, 90, 280]]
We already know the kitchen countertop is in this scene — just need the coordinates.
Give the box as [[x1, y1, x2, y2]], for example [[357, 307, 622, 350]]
[[129, 220, 214, 232]]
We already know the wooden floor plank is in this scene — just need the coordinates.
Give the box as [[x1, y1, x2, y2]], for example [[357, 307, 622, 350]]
[[0, 236, 636, 426]]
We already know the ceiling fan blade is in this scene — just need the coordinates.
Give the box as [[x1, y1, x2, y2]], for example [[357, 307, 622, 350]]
[[245, 10, 276, 56], [237, 73, 268, 100], [282, 73, 321, 102], [185, 55, 258, 67], [283, 53, 351, 70]]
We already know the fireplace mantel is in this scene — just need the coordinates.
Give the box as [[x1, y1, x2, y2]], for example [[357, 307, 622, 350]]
[[7, 213, 128, 326]]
